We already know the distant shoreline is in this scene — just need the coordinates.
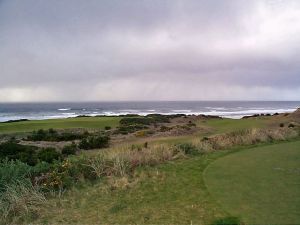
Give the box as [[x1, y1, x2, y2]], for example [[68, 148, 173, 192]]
[[0, 111, 296, 124], [0, 101, 299, 122]]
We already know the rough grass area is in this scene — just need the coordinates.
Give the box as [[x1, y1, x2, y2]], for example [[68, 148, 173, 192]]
[[33, 151, 230, 224], [204, 141, 300, 224], [0, 117, 121, 134]]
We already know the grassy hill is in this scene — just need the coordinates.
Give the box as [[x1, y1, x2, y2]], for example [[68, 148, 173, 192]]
[[0, 117, 121, 134], [0, 112, 299, 224], [205, 141, 300, 224]]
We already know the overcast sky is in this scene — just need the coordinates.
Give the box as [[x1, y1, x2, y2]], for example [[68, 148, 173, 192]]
[[0, 0, 300, 102]]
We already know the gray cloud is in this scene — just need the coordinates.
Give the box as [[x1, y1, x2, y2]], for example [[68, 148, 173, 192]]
[[0, 0, 300, 101]]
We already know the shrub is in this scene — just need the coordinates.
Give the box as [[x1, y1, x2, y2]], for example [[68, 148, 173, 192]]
[[0, 141, 38, 166], [31, 161, 52, 177], [62, 143, 77, 156], [211, 216, 241, 225], [135, 130, 147, 137], [105, 126, 111, 130], [37, 148, 61, 163], [176, 143, 199, 155], [288, 123, 295, 128], [146, 114, 170, 123], [78, 135, 110, 150], [202, 137, 209, 141], [120, 115, 170, 127], [144, 142, 148, 148], [187, 121, 196, 127], [115, 124, 149, 135], [27, 129, 89, 142], [37, 156, 97, 190], [160, 126, 172, 132], [120, 117, 154, 126], [280, 123, 284, 127]]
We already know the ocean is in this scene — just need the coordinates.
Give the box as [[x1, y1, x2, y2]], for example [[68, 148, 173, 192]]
[[0, 101, 299, 122]]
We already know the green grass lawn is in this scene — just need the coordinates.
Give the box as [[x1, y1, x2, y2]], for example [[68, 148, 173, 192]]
[[202, 117, 268, 134], [0, 117, 121, 134], [204, 141, 300, 224]]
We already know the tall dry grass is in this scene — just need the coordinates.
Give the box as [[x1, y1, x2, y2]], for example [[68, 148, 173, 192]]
[[0, 181, 46, 225], [85, 127, 299, 179], [87, 144, 178, 178], [193, 127, 299, 151]]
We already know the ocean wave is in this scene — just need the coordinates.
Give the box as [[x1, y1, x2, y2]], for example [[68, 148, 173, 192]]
[[58, 108, 71, 111], [1, 106, 298, 122]]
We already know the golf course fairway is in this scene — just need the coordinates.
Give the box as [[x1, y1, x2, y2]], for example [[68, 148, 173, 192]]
[[204, 141, 300, 224]]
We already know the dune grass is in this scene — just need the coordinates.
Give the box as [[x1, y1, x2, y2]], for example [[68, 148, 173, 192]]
[[0, 117, 121, 134], [204, 141, 300, 224], [34, 151, 230, 224]]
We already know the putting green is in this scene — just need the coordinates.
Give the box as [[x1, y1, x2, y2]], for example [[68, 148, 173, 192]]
[[204, 141, 300, 224]]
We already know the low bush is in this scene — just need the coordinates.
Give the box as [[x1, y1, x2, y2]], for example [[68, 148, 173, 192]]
[[120, 115, 170, 127], [175, 143, 200, 155], [211, 216, 241, 225], [115, 124, 148, 135], [146, 114, 170, 123], [0, 141, 38, 166], [120, 117, 154, 126], [135, 130, 147, 137], [160, 126, 172, 132], [37, 148, 62, 163], [62, 143, 77, 156], [288, 123, 295, 128], [78, 135, 110, 150], [27, 129, 89, 142]]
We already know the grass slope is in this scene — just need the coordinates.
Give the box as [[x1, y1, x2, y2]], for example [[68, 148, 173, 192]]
[[204, 141, 300, 224], [0, 117, 120, 134], [203, 118, 268, 134], [35, 152, 232, 224]]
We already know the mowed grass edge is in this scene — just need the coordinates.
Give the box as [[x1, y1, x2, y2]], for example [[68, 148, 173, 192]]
[[0, 117, 121, 134], [204, 141, 300, 224]]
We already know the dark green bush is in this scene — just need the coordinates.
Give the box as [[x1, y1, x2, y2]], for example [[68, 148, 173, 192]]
[[0, 141, 38, 166], [37, 148, 62, 163], [78, 135, 110, 150], [146, 114, 170, 123], [211, 216, 241, 225], [31, 161, 52, 176], [176, 143, 199, 155], [280, 123, 285, 127], [202, 137, 209, 141], [120, 115, 170, 127], [160, 126, 172, 132], [105, 126, 111, 130], [115, 124, 148, 135], [62, 143, 77, 155], [27, 129, 89, 142], [120, 117, 154, 126]]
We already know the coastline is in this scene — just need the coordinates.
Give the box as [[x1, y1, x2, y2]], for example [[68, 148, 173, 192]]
[[0, 101, 299, 122]]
